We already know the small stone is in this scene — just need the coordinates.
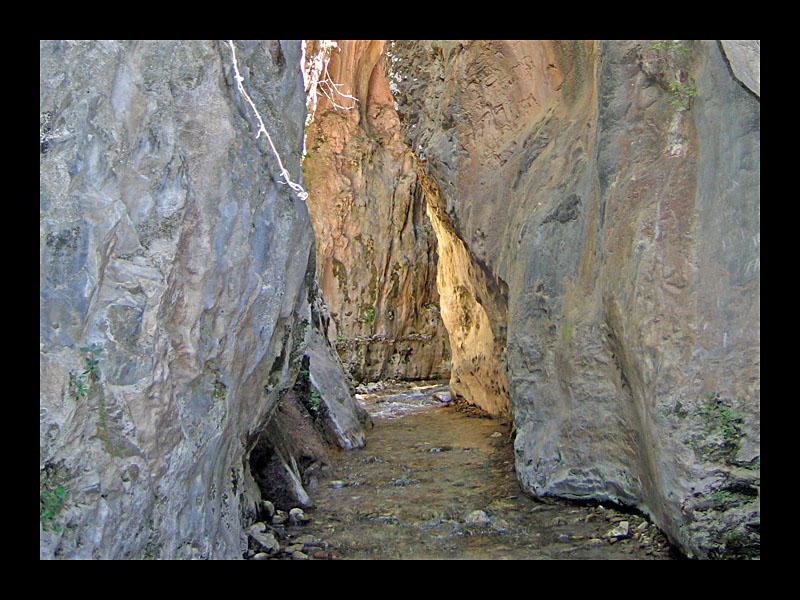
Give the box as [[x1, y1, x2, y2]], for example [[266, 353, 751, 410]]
[[464, 510, 491, 526], [293, 534, 320, 546], [550, 516, 567, 526], [557, 533, 571, 542], [249, 530, 280, 554], [587, 538, 606, 548], [288, 507, 310, 525], [261, 500, 275, 520], [636, 521, 650, 532], [491, 518, 510, 532], [251, 552, 270, 560], [490, 431, 503, 438], [605, 520, 630, 539], [248, 522, 267, 534], [291, 550, 309, 560], [584, 513, 600, 523], [330, 480, 346, 489], [272, 511, 287, 525]]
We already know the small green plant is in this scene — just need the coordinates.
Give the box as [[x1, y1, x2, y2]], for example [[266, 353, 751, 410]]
[[68, 343, 118, 454], [650, 41, 697, 110], [309, 389, 322, 415], [363, 306, 375, 323], [668, 80, 697, 108], [69, 343, 103, 400], [651, 40, 688, 56], [698, 393, 742, 443], [40, 484, 67, 531], [712, 490, 732, 503]]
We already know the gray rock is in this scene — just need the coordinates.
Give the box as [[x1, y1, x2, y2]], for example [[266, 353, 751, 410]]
[[491, 518, 510, 532], [261, 501, 275, 521], [605, 521, 630, 539], [584, 513, 600, 523], [249, 531, 280, 554], [293, 534, 320, 546], [248, 522, 267, 535], [720, 40, 760, 97], [39, 39, 372, 560], [288, 507, 310, 525], [389, 38, 760, 560], [464, 510, 491, 526]]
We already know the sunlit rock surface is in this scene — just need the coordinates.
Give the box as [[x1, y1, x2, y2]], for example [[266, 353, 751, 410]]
[[302, 40, 450, 384], [388, 40, 759, 558]]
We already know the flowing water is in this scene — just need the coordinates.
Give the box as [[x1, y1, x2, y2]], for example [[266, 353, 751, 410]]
[[282, 381, 679, 560]]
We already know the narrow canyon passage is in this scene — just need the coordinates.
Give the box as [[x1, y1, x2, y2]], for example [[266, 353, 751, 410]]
[[39, 40, 758, 560], [269, 383, 678, 560]]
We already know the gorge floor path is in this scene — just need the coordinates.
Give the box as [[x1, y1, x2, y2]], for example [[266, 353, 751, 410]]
[[280, 382, 680, 560]]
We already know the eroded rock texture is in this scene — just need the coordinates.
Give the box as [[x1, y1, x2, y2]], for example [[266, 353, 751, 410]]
[[302, 40, 450, 383], [40, 40, 368, 559], [388, 40, 760, 558]]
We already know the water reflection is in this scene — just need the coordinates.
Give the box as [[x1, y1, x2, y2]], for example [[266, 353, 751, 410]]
[[355, 381, 451, 419]]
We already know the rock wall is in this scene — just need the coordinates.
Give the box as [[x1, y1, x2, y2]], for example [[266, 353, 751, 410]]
[[302, 40, 450, 383], [387, 40, 760, 558], [40, 40, 368, 559]]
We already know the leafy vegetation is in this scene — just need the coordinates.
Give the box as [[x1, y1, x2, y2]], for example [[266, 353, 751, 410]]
[[699, 392, 743, 443], [67, 343, 118, 454], [40, 484, 67, 531], [650, 41, 688, 55], [309, 389, 322, 415], [668, 80, 697, 109], [362, 305, 375, 323], [68, 343, 103, 400], [650, 40, 697, 110]]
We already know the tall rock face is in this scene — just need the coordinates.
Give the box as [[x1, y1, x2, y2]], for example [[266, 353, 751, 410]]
[[388, 40, 760, 558], [302, 40, 450, 383], [40, 40, 368, 559]]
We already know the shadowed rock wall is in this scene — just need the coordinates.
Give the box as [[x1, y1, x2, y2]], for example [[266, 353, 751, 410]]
[[40, 40, 367, 559], [388, 40, 760, 558]]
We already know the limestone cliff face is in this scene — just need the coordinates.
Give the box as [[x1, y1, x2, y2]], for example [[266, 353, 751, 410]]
[[388, 40, 760, 558], [302, 40, 450, 383], [40, 40, 368, 559]]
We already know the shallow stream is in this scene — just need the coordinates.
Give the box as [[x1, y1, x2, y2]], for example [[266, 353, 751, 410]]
[[281, 381, 679, 559]]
